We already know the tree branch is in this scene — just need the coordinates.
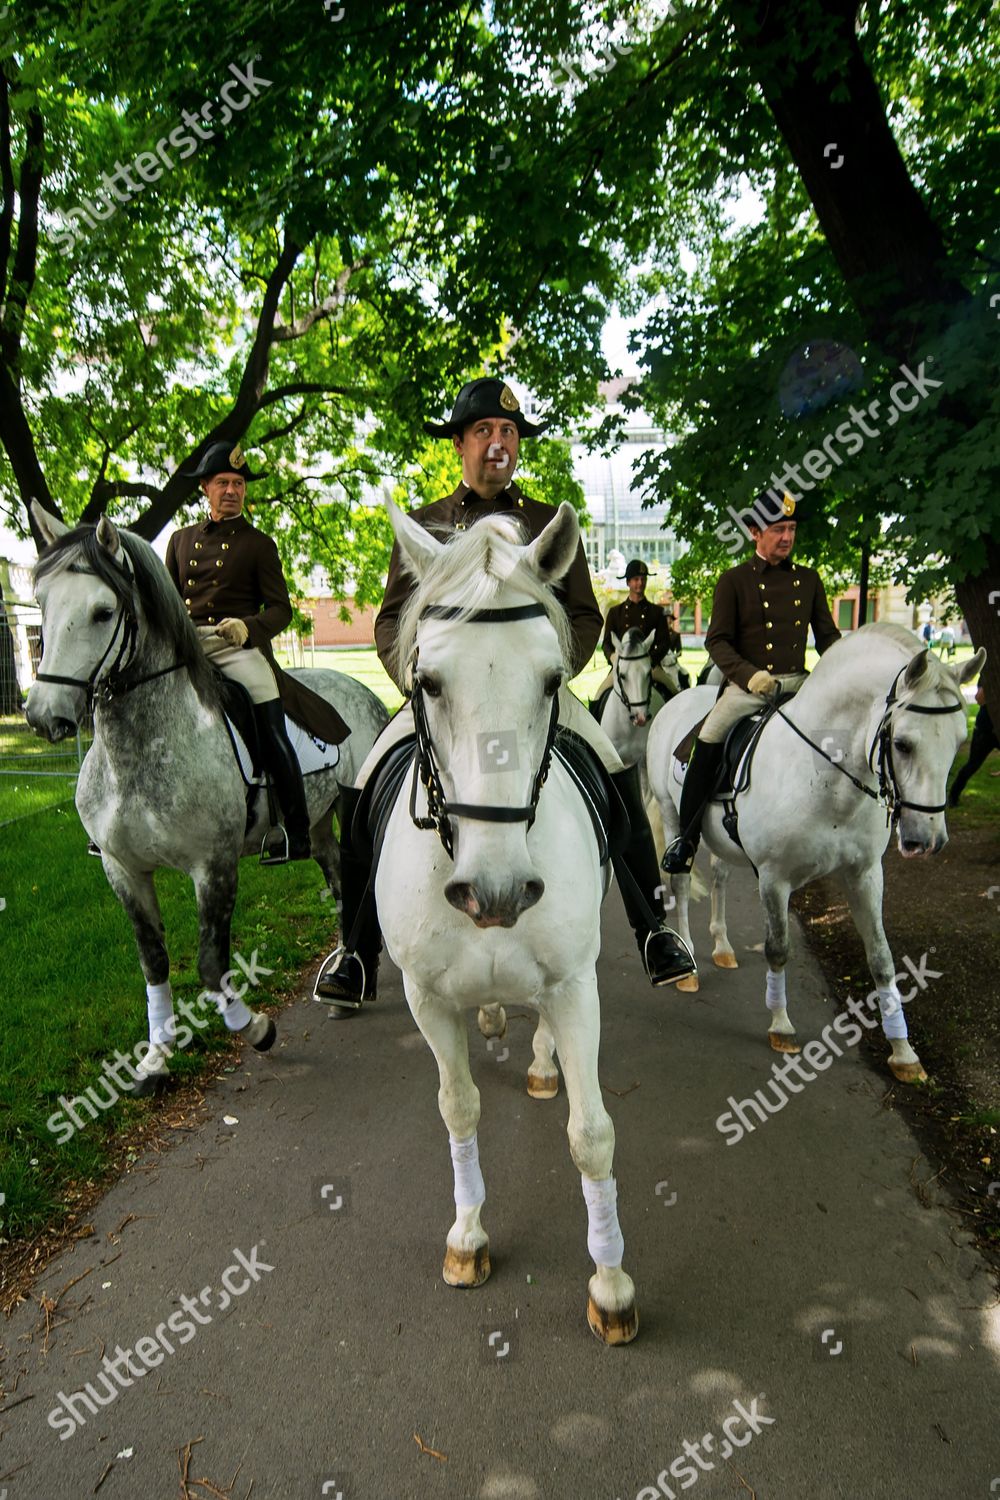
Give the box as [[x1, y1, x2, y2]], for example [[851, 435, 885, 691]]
[[271, 261, 364, 342]]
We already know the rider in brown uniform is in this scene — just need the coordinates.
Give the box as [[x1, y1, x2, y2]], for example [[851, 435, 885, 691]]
[[592, 558, 682, 710], [166, 441, 347, 861], [315, 378, 696, 1009], [662, 492, 841, 873]]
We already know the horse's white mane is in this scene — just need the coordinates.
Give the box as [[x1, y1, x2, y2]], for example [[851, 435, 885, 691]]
[[394, 517, 573, 684], [813, 622, 963, 705]]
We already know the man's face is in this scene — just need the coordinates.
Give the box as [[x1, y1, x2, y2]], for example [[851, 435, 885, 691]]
[[752, 519, 796, 565], [202, 471, 247, 523], [627, 571, 647, 602], [453, 417, 520, 497]]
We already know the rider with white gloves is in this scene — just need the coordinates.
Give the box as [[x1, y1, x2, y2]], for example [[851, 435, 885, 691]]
[[662, 493, 841, 874]]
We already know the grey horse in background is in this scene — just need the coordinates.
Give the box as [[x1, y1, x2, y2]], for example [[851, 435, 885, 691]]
[[26, 505, 388, 1093]]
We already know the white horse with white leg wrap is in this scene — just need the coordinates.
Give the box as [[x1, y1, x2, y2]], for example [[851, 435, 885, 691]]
[[374, 498, 638, 1344], [647, 624, 985, 1083]]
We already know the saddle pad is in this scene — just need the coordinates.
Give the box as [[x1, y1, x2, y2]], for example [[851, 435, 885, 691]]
[[229, 717, 341, 782]]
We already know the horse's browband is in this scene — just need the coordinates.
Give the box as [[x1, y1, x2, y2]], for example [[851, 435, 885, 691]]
[[420, 603, 548, 624]]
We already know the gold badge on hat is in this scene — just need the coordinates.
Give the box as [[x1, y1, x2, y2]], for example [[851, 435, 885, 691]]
[[782, 493, 796, 516], [499, 384, 520, 412], [229, 442, 245, 469]]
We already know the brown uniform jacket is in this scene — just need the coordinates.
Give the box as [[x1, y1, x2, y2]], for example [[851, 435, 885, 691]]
[[165, 513, 348, 744], [602, 598, 679, 665], [375, 481, 604, 690], [705, 553, 841, 692]]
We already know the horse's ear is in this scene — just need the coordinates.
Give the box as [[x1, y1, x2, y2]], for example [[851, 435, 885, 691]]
[[386, 499, 444, 578], [96, 514, 122, 558], [611, 631, 622, 654], [903, 648, 931, 688], [643, 629, 656, 650], [522, 502, 580, 585], [31, 500, 70, 548], [953, 646, 986, 686]]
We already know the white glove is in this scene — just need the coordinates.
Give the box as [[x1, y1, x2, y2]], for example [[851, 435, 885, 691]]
[[216, 617, 249, 648], [747, 670, 778, 697]]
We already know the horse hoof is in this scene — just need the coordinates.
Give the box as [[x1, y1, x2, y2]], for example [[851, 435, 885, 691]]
[[243, 1014, 277, 1051], [768, 1031, 801, 1054], [712, 952, 739, 970], [675, 974, 699, 993], [889, 1059, 929, 1084], [587, 1296, 638, 1346], [125, 1072, 168, 1099], [442, 1243, 491, 1288], [527, 1071, 559, 1099]]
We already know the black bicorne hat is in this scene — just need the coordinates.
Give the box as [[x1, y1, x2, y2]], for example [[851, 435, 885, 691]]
[[182, 440, 263, 483], [618, 557, 650, 580], [424, 378, 549, 438], [740, 489, 811, 531]]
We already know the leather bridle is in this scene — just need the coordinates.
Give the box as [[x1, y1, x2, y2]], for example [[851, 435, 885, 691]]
[[613, 646, 653, 718], [773, 662, 966, 825], [408, 601, 561, 860], [35, 560, 184, 711]]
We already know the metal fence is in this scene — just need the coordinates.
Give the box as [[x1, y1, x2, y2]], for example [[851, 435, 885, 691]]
[[0, 589, 92, 779]]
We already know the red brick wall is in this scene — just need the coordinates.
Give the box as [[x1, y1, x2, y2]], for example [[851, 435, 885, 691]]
[[299, 599, 378, 647]]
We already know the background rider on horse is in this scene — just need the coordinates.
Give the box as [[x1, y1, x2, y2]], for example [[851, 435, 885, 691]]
[[166, 441, 348, 862], [591, 558, 683, 714], [315, 377, 697, 1009], [662, 490, 841, 874]]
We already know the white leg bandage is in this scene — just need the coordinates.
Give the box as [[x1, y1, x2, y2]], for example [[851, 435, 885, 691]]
[[449, 1134, 486, 1209], [206, 989, 254, 1032], [877, 986, 908, 1040], [765, 970, 786, 1012], [581, 1175, 625, 1269], [146, 982, 175, 1048]]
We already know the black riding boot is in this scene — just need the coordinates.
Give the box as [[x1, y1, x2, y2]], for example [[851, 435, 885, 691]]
[[254, 701, 311, 863], [610, 764, 696, 986], [661, 738, 725, 874], [313, 785, 382, 1012]]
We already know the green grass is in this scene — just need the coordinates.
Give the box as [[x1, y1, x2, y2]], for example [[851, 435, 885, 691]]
[[0, 800, 338, 1243]]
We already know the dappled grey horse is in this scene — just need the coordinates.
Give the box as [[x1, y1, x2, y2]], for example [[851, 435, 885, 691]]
[[27, 506, 387, 1092]]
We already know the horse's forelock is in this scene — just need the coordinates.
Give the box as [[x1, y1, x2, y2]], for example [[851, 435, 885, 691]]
[[393, 520, 571, 685]]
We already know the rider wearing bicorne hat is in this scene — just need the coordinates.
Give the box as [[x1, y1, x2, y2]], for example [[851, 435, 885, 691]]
[[166, 440, 348, 862], [315, 377, 696, 1009], [662, 490, 841, 874]]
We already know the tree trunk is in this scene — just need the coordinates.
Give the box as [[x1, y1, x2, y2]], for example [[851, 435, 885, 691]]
[[728, 0, 1000, 712]]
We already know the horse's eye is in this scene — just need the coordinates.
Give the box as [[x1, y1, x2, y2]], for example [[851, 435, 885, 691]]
[[418, 674, 441, 699], [93, 606, 115, 624], [894, 739, 912, 755], [544, 672, 562, 698]]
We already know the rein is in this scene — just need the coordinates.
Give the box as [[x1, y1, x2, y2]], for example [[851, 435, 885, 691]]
[[35, 562, 185, 710], [771, 663, 965, 824], [408, 601, 560, 860]]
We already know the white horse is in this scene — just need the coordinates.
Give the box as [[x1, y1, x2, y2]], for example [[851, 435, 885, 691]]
[[598, 629, 677, 797], [373, 499, 637, 1344], [27, 507, 388, 1093], [647, 624, 985, 1083]]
